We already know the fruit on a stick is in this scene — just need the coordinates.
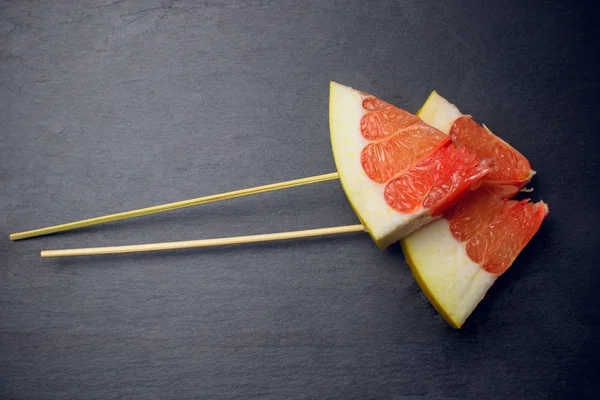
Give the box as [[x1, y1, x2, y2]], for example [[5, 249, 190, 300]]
[[329, 82, 492, 249], [401, 92, 548, 328]]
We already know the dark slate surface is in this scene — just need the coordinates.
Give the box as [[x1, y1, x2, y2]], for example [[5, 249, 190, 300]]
[[1, 1, 598, 399]]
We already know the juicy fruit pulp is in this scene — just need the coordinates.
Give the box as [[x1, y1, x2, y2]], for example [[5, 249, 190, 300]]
[[358, 96, 492, 215], [445, 185, 549, 275], [360, 97, 448, 184], [383, 144, 491, 215], [450, 117, 534, 186], [417, 91, 535, 187], [329, 81, 492, 249]]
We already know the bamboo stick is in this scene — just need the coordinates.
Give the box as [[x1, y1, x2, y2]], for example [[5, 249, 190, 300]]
[[40, 224, 366, 258], [11, 172, 340, 241]]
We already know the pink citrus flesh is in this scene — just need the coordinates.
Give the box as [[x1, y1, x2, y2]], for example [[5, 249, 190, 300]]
[[450, 116, 534, 186], [445, 185, 549, 275], [359, 96, 491, 215]]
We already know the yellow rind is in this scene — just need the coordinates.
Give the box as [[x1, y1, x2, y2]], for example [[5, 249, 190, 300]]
[[328, 82, 376, 246], [401, 239, 462, 328], [406, 89, 464, 328], [400, 218, 498, 329]]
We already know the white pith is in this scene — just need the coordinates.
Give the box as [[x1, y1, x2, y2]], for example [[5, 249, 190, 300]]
[[416, 90, 463, 134], [329, 81, 434, 248], [402, 218, 497, 327]]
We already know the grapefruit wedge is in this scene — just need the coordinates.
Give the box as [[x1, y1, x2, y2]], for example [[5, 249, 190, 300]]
[[401, 93, 548, 328], [417, 91, 535, 187], [401, 186, 548, 328], [329, 82, 493, 249]]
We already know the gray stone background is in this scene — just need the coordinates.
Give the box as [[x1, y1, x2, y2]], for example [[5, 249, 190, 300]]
[[1, 1, 598, 399]]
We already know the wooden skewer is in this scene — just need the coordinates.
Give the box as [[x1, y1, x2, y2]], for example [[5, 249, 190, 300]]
[[10, 172, 340, 241], [40, 224, 366, 258]]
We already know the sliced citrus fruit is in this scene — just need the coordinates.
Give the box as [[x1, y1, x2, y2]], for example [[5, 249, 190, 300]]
[[418, 91, 535, 187], [329, 81, 493, 249], [383, 144, 492, 216], [401, 92, 547, 328], [450, 117, 534, 186], [402, 185, 548, 328]]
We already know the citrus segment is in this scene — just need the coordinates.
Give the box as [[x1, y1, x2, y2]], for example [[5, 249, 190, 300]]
[[449, 192, 549, 274], [449, 116, 534, 186], [383, 144, 493, 215], [360, 97, 421, 140], [444, 184, 520, 242], [360, 127, 449, 184]]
